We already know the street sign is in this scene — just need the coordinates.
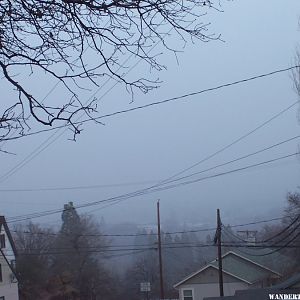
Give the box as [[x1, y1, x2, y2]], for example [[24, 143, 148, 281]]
[[140, 282, 151, 292]]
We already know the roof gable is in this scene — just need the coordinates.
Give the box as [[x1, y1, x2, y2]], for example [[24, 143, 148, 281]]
[[174, 264, 251, 288], [232, 249, 293, 274], [210, 252, 279, 283], [221, 252, 281, 276], [174, 250, 282, 288]]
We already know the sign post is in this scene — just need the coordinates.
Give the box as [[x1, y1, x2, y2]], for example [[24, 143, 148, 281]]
[[140, 282, 151, 300]]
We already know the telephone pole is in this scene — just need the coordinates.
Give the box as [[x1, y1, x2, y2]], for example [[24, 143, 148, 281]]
[[214, 208, 224, 297], [157, 200, 165, 300]]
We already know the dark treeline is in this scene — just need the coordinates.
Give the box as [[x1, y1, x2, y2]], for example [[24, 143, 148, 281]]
[[13, 192, 300, 300]]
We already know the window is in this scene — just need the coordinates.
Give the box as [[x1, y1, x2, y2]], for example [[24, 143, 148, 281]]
[[183, 289, 193, 300], [0, 234, 5, 249]]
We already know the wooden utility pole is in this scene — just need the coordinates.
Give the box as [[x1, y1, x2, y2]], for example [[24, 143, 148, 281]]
[[157, 200, 165, 300], [215, 208, 224, 297]]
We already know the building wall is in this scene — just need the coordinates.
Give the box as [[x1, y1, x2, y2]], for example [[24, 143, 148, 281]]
[[0, 282, 19, 300], [0, 225, 19, 300], [0, 258, 19, 300], [178, 282, 249, 300], [0, 225, 15, 262]]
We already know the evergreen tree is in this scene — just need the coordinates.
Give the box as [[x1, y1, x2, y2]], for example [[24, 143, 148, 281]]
[[50, 202, 116, 300]]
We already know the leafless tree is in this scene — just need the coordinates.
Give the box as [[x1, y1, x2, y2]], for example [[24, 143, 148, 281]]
[[14, 209, 117, 299], [13, 222, 56, 299], [0, 0, 221, 145]]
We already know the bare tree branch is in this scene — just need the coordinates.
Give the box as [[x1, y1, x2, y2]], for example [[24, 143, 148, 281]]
[[0, 0, 221, 143]]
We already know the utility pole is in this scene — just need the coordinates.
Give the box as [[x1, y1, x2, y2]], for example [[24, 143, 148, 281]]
[[157, 200, 165, 300], [214, 208, 224, 297]]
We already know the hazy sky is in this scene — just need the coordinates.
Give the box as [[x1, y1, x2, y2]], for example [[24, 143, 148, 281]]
[[1, 1, 300, 230]]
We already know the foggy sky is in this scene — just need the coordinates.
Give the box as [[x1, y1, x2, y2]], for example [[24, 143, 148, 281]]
[[1, 0, 300, 230]]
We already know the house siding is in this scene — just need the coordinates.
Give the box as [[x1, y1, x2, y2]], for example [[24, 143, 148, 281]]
[[178, 282, 249, 300], [0, 256, 19, 300], [0, 283, 19, 300], [177, 267, 249, 300], [0, 219, 19, 300], [0, 227, 15, 261]]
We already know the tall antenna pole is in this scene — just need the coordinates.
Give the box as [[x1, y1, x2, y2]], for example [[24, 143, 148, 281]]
[[157, 200, 165, 300]]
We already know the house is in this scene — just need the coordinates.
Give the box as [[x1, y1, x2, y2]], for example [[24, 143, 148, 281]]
[[0, 216, 19, 300], [203, 287, 300, 300], [173, 250, 287, 300], [203, 271, 300, 300]]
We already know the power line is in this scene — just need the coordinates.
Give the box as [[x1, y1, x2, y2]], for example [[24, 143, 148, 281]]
[[143, 134, 300, 188], [222, 214, 300, 245], [2, 68, 298, 220], [81, 67, 300, 124], [2, 134, 299, 193], [0, 180, 159, 192], [137, 152, 299, 195], [12, 240, 229, 253], [104, 248, 153, 259], [0, 14, 186, 182], [2, 249, 151, 259], [221, 218, 300, 257], [9, 214, 294, 238], [261, 216, 300, 244], [255, 221, 300, 249], [4, 98, 297, 219], [15, 246, 158, 256], [12, 243, 300, 257], [232, 230, 300, 257], [9, 214, 300, 258], [9, 153, 299, 222], [7, 151, 299, 223], [229, 216, 292, 228], [10, 226, 217, 237], [3, 70, 299, 144], [1, 67, 298, 185], [13, 99, 297, 218], [3, 94, 298, 222]]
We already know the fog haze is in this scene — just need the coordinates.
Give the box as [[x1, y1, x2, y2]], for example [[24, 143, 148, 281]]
[[1, 0, 300, 229]]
